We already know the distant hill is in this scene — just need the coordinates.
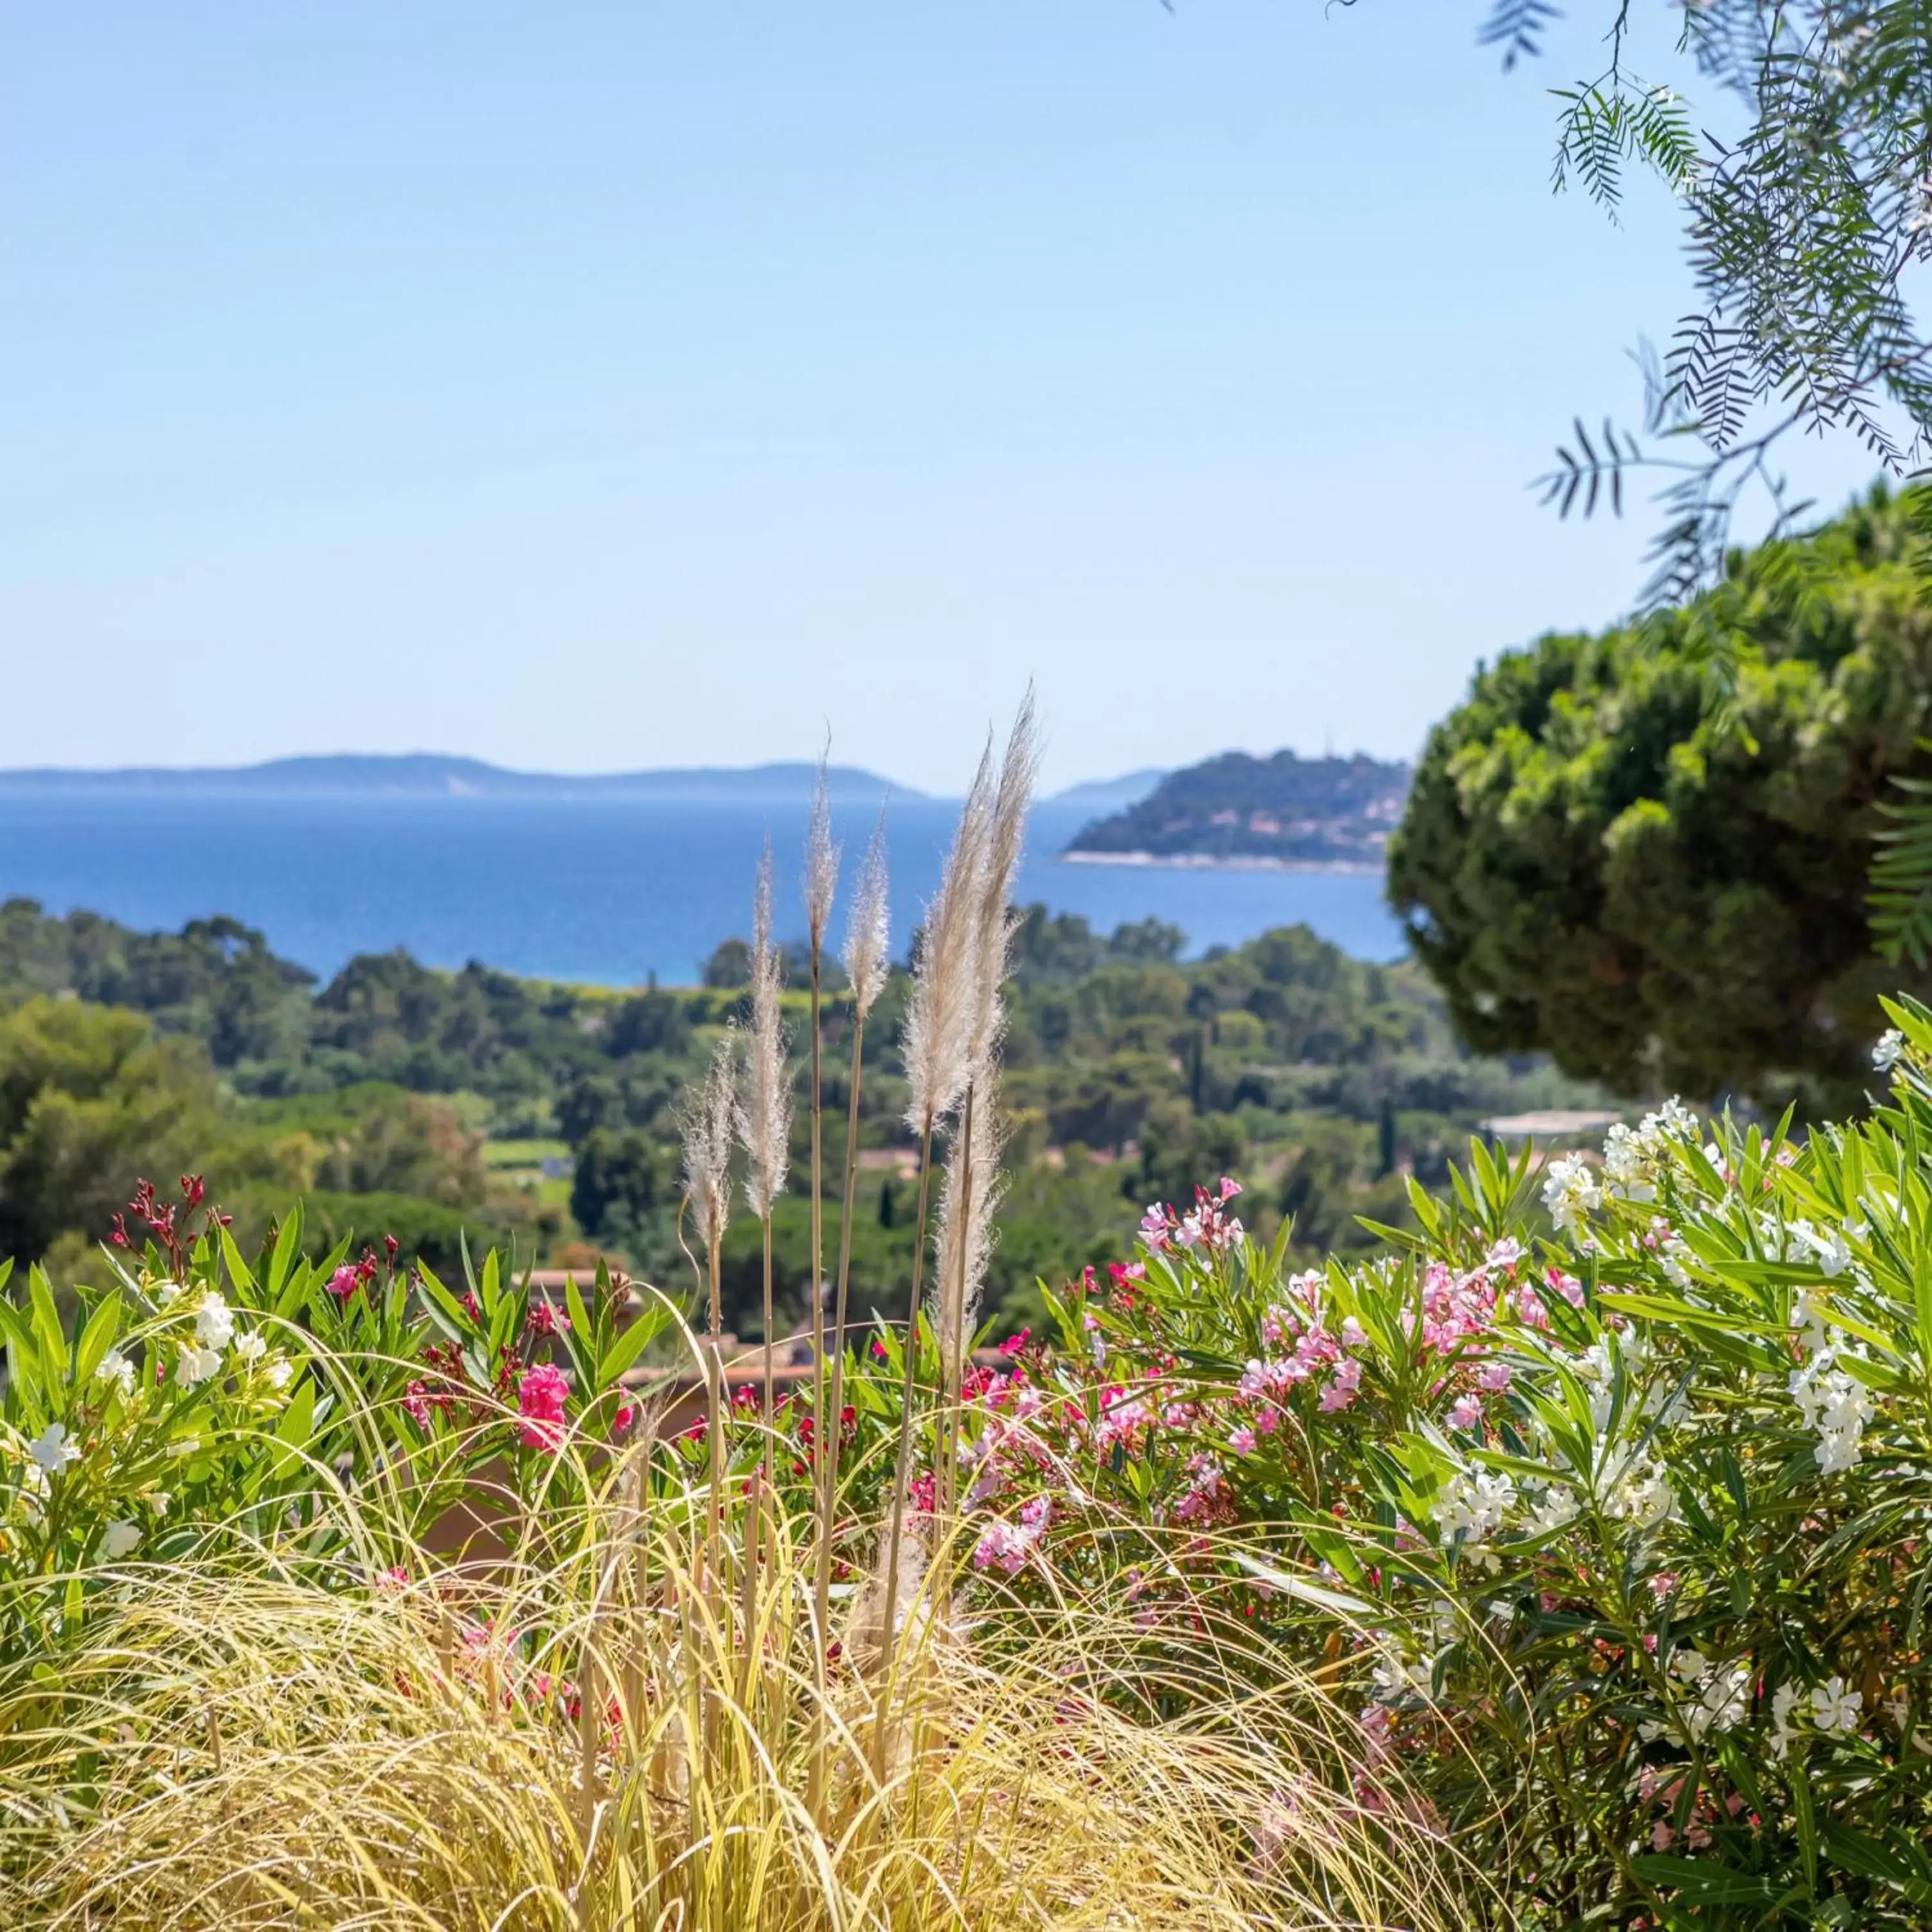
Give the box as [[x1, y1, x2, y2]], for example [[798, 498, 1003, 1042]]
[[1063, 750, 1409, 866], [1042, 768, 1168, 815], [0, 753, 923, 805]]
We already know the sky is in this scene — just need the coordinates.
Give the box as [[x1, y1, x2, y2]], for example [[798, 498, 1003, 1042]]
[[0, 2, 1886, 794]]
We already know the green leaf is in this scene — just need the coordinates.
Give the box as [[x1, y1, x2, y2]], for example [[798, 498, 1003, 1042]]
[[269, 1378, 316, 1480], [219, 1224, 258, 1299], [1227, 1549, 1373, 1619], [1627, 1855, 1781, 1906], [415, 1263, 472, 1345], [26, 1266, 66, 1374], [265, 1204, 303, 1301], [565, 1274, 592, 1354], [597, 1293, 678, 1388], [73, 1294, 121, 1385]]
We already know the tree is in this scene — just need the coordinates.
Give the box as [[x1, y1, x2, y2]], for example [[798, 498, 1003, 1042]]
[[0, 999, 214, 1262], [570, 1128, 672, 1241], [1388, 484, 1932, 1113]]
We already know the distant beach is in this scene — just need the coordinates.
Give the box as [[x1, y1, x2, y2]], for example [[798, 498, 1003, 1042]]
[[1059, 850, 1384, 876]]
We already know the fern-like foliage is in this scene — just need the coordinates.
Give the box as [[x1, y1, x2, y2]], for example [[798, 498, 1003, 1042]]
[[1441, 3, 1932, 602], [1551, 81, 1696, 217], [1478, 0, 1562, 70], [1872, 747, 1932, 965]]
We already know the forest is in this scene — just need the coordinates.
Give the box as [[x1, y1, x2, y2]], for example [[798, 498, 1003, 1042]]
[[0, 893, 1606, 1340]]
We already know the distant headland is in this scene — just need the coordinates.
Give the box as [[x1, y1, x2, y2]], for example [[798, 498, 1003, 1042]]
[[1062, 750, 1409, 867], [0, 754, 924, 806]]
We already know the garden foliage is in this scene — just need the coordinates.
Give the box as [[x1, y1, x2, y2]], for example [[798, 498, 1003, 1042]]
[[941, 999, 1932, 1926]]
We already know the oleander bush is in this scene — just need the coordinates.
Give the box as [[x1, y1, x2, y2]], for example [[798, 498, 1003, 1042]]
[[938, 999, 1932, 1927]]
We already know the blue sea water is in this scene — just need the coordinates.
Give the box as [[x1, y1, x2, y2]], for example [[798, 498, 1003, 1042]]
[[0, 793, 1406, 985]]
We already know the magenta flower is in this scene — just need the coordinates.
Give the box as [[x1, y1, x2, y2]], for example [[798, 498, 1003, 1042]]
[[325, 1264, 361, 1303], [1448, 1393, 1484, 1432], [516, 1362, 571, 1453]]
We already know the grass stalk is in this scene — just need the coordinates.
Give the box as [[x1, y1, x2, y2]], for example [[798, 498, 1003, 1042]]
[[874, 1112, 936, 1777]]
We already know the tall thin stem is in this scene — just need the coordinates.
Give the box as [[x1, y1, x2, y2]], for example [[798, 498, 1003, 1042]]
[[938, 1079, 977, 1534], [874, 1113, 935, 1774], [809, 945, 826, 1477], [815, 1007, 868, 1637], [706, 1240, 724, 1598]]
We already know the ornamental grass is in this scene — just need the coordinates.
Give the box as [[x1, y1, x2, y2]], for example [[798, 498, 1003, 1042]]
[[0, 1466, 1462, 1931]]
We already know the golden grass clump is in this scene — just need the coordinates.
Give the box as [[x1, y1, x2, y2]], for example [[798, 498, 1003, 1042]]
[[0, 1468, 1463, 1932]]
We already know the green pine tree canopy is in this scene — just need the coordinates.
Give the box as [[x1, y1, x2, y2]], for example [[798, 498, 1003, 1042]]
[[1388, 483, 1932, 1115]]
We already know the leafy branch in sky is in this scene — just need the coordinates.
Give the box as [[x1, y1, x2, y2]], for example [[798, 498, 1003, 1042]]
[[1471, 3, 1932, 955]]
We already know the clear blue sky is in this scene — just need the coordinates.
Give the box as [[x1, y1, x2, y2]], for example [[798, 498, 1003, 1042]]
[[0, 2, 1880, 793]]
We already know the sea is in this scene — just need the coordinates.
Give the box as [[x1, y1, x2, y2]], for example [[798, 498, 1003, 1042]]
[[0, 792, 1406, 987]]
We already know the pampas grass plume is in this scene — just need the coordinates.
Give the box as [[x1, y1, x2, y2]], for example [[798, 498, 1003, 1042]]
[[740, 838, 791, 1221]]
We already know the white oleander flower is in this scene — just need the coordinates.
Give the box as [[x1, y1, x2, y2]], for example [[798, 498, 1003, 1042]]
[[194, 1293, 234, 1351], [28, 1422, 80, 1475], [99, 1519, 142, 1560], [233, 1330, 267, 1365], [263, 1355, 294, 1392], [1523, 1481, 1578, 1535], [1810, 1676, 1862, 1734], [1669, 1647, 1711, 1688], [95, 1349, 137, 1398], [175, 1339, 222, 1388], [1542, 1154, 1601, 1234], [1371, 1650, 1435, 1705], [1689, 1665, 1750, 1740], [1873, 1028, 1906, 1072], [1432, 1468, 1515, 1542], [1769, 1683, 1803, 1760]]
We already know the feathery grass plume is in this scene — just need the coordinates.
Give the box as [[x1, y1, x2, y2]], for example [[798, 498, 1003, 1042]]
[[681, 1032, 735, 1587], [935, 691, 1039, 1522], [900, 742, 992, 1141], [843, 807, 891, 1019], [0, 1444, 1473, 1932], [739, 838, 791, 1227], [813, 806, 891, 1765], [878, 746, 995, 1732]]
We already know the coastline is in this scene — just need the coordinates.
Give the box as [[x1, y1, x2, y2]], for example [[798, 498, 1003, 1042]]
[[1056, 849, 1384, 877]]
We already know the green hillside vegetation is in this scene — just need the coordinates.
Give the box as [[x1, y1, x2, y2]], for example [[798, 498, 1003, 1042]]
[[1065, 749, 1408, 863], [0, 893, 1610, 1336]]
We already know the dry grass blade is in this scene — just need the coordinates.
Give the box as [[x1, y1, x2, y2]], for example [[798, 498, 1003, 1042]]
[[0, 1471, 1470, 1932]]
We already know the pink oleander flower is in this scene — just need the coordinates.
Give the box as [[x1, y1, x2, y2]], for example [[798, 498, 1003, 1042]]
[[1485, 1236, 1523, 1272], [1228, 1424, 1257, 1456], [612, 1401, 638, 1435], [1475, 1358, 1513, 1393], [1218, 1175, 1242, 1202], [402, 1379, 433, 1430], [1318, 1358, 1362, 1413], [1546, 1266, 1586, 1308], [1514, 1286, 1551, 1331], [1448, 1393, 1484, 1432], [524, 1299, 569, 1338], [972, 1494, 1049, 1575], [326, 1264, 362, 1303], [516, 1362, 571, 1453]]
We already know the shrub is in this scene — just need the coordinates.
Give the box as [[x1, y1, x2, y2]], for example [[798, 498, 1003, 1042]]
[[946, 1004, 1932, 1926], [0, 1181, 662, 1668]]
